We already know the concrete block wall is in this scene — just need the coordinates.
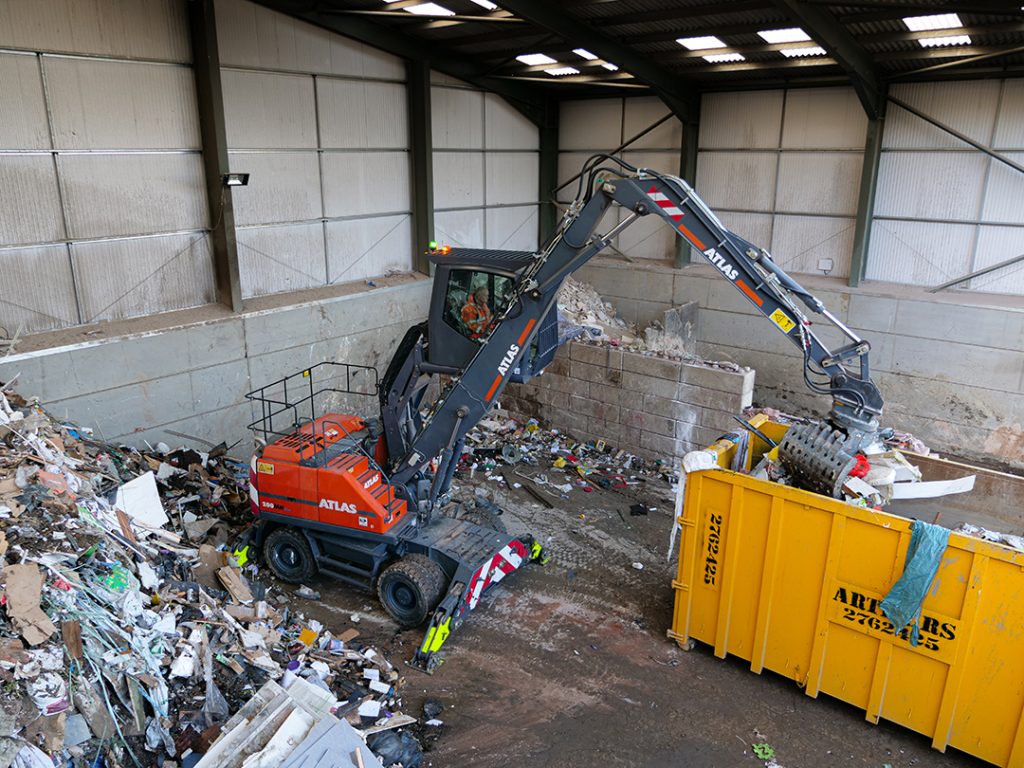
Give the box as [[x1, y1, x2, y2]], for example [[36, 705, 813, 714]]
[[503, 341, 754, 462], [0, 279, 430, 453], [576, 257, 1024, 469]]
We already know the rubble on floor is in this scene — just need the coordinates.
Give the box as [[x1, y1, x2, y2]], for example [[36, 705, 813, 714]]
[[462, 413, 678, 511], [0, 384, 425, 768]]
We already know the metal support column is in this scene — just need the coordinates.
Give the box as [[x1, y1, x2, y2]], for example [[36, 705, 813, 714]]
[[538, 94, 559, 244], [188, 0, 242, 312], [849, 101, 885, 288], [675, 117, 700, 268], [407, 59, 433, 275]]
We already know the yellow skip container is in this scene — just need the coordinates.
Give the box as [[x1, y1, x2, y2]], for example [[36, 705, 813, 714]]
[[669, 417, 1024, 767]]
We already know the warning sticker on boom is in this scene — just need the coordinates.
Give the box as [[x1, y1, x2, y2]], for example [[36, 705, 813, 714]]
[[769, 309, 796, 333]]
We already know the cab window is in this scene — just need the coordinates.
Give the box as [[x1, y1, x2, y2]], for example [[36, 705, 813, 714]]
[[443, 269, 514, 341]]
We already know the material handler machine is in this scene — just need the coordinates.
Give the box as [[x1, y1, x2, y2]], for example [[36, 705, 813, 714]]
[[238, 155, 885, 671]]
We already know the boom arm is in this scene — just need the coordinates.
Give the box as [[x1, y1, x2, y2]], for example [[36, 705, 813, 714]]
[[386, 160, 883, 500]]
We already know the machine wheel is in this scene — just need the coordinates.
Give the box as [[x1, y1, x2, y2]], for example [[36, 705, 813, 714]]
[[459, 505, 507, 534], [377, 554, 446, 628], [263, 527, 317, 584]]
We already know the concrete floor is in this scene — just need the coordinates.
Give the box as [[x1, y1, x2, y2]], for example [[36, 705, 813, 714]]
[[301, 475, 988, 768]]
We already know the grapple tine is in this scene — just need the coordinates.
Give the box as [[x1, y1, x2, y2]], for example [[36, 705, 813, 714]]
[[411, 536, 547, 673]]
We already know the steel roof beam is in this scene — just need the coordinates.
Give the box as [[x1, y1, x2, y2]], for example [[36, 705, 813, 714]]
[[772, 0, 884, 117], [254, 1, 548, 125], [495, 0, 700, 123]]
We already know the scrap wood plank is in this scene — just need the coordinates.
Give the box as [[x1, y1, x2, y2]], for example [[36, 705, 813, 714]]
[[217, 566, 254, 604]]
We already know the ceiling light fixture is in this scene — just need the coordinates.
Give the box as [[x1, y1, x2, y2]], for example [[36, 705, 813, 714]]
[[573, 48, 597, 60], [516, 53, 557, 66], [703, 52, 745, 63], [469, 0, 498, 9], [757, 28, 810, 44], [545, 66, 580, 76], [602, 62, 619, 71], [677, 35, 726, 51], [918, 34, 971, 47], [403, 2, 455, 16], [780, 46, 827, 57], [903, 13, 962, 31]]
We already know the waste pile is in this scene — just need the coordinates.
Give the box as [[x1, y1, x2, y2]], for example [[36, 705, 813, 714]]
[[458, 413, 676, 508], [558, 277, 713, 362], [0, 384, 425, 768]]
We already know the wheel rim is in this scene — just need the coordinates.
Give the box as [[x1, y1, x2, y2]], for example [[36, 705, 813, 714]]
[[383, 577, 421, 623], [272, 542, 303, 577]]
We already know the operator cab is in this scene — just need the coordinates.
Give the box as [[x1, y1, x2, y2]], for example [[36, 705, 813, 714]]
[[426, 247, 557, 380]]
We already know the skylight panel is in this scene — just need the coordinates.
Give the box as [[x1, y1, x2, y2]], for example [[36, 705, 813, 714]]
[[903, 13, 962, 31], [757, 28, 810, 44], [677, 36, 726, 51], [516, 53, 557, 66]]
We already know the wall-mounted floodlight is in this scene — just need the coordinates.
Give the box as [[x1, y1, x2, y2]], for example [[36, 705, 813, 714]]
[[221, 173, 250, 187]]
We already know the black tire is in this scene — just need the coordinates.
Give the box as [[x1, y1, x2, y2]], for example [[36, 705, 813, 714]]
[[263, 527, 317, 584], [377, 554, 447, 628], [459, 506, 507, 534]]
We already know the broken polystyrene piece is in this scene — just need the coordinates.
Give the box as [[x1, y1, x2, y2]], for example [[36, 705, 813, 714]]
[[357, 700, 382, 719], [682, 450, 718, 474], [115, 471, 169, 528], [890, 475, 976, 500], [368, 680, 391, 694], [137, 560, 160, 590]]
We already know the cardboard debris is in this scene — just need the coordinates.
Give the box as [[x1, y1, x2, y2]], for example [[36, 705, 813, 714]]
[[217, 565, 254, 604], [5, 563, 57, 645]]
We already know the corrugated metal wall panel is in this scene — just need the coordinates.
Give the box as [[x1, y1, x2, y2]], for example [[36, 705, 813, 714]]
[[556, 151, 592, 203], [970, 225, 1024, 295], [993, 80, 1024, 150], [71, 232, 215, 322], [228, 151, 321, 226], [776, 152, 863, 216], [0, 53, 49, 149], [617, 209, 678, 260], [695, 151, 777, 211], [221, 69, 317, 148], [485, 152, 538, 206], [433, 151, 484, 209], [0, 0, 191, 62], [623, 149, 680, 175], [430, 71, 469, 87], [45, 58, 200, 149], [485, 206, 538, 250], [484, 95, 538, 150], [875, 152, 987, 220], [215, 0, 331, 74], [317, 79, 407, 149], [865, 220, 974, 286], [982, 154, 1024, 225], [325, 214, 412, 284], [771, 214, 855, 278], [781, 87, 866, 150], [0, 155, 65, 245], [560, 98, 623, 151], [623, 96, 681, 150], [435, 209, 484, 248], [59, 153, 207, 238], [236, 222, 326, 298], [717, 211, 774, 248], [699, 91, 783, 149], [0, 244, 78, 332], [885, 82, 1001, 150], [327, 35, 404, 81], [431, 87, 484, 150], [322, 151, 410, 217]]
